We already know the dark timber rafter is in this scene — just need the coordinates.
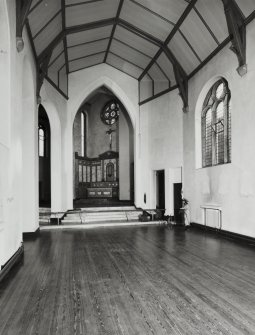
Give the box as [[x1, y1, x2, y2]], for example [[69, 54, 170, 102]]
[[61, 0, 69, 74], [222, 0, 247, 76], [16, 0, 33, 52], [37, 51, 53, 103], [138, 0, 197, 112], [104, 0, 125, 63]]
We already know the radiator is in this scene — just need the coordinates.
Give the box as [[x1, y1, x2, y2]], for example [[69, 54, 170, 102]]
[[201, 205, 222, 229]]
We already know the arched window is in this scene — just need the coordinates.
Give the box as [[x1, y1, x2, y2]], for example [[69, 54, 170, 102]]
[[39, 126, 45, 157], [201, 79, 231, 167], [81, 112, 86, 157]]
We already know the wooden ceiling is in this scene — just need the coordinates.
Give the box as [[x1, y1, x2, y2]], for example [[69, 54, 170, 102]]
[[24, 0, 255, 102]]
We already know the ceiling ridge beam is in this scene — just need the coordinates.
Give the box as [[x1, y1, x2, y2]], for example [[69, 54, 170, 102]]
[[222, 0, 247, 76], [16, 0, 33, 52], [104, 0, 125, 63]]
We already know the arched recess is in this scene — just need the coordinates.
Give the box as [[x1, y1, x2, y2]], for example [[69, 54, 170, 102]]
[[72, 87, 135, 206], [22, 56, 38, 233], [195, 75, 229, 169], [66, 76, 140, 209], [38, 105, 51, 206], [40, 100, 62, 212]]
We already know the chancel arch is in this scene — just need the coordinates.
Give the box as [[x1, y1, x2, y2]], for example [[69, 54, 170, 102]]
[[73, 86, 134, 206]]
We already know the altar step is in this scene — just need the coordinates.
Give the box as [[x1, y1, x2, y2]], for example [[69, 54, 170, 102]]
[[62, 207, 143, 225]]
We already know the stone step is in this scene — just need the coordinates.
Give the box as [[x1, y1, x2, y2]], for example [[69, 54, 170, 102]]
[[41, 220, 167, 230], [78, 206, 136, 211]]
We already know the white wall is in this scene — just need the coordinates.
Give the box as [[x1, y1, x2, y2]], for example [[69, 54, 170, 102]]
[[139, 90, 183, 215], [183, 20, 255, 237], [119, 111, 131, 200], [0, 0, 38, 267]]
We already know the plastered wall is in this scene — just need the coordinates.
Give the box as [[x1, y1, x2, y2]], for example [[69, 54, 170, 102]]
[[183, 21, 255, 237], [0, 0, 38, 267], [139, 90, 184, 215]]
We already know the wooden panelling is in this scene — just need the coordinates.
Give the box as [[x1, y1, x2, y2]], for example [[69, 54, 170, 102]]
[[68, 39, 109, 61], [235, 0, 255, 17], [110, 39, 151, 69], [33, 14, 62, 55], [114, 25, 158, 57], [195, 0, 228, 43], [69, 53, 104, 72], [48, 53, 65, 72], [168, 31, 201, 74], [66, 0, 119, 27], [120, 0, 173, 41], [28, 0, 61, 37], [133, 0, 188, 24], [67, 26, 112, 47], [49, 41, 64, 65], [157, 52, 176, 85], [47, 67, 58, 86], [107, 53, 143, 78], [180, 9, 218, 61]]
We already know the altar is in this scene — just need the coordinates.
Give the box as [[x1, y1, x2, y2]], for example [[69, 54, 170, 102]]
[[75, 150, 119, 199]]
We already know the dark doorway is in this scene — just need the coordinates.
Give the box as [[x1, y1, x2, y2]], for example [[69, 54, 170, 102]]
[[174, 183, 182, 223], [156, 170, 165, 209]]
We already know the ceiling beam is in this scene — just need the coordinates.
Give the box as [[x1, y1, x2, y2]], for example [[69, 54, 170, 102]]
[[163, 47, 189, 113], [104, 0, 125, 62], [38, 18, 115, 61], [138, 0, 197, 82], [37, 50, 53, 101], [222, 0, 247, 76], [61, 0, 70, 74], [16, 0, 33, 52]]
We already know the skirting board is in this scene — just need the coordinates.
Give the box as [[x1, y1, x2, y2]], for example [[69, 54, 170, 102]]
[[23, 227, 40, 240], [0, 244, 24, 283], [191, 222, 255, 246]]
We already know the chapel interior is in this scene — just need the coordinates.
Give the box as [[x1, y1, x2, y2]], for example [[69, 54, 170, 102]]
[[1, 0, 255, 334]]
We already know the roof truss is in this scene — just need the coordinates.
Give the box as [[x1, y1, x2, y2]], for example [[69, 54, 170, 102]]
[[16, 0, 255, 106]]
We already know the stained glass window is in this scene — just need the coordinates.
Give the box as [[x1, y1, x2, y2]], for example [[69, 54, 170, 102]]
[[202, 79, 231, 167]]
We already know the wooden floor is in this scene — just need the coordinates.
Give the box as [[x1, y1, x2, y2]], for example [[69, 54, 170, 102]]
[[1, 227, 255, 335]]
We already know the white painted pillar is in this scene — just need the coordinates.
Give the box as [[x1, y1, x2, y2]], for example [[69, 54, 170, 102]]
[[22, 96, 39, 233]]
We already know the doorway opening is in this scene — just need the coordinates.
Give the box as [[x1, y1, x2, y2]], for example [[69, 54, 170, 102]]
[[156, 170, 165, 209], [38, 105, 51, 208], [73, 86, 134, 208], [174, 183, 182, 223]]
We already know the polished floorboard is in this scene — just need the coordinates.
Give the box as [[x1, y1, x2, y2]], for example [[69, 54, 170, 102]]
[[1, 226, 255, 335]]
